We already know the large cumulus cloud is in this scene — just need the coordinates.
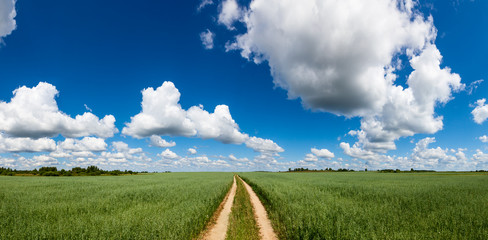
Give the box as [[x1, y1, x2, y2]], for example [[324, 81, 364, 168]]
[[0, 82, 118, 139], [222, 0, 463, 152], [123, 81, 283, 153]]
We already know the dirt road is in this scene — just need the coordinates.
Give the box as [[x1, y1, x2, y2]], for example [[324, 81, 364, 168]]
[[239, 177, 278, 240], [202, 176, 237, 240]]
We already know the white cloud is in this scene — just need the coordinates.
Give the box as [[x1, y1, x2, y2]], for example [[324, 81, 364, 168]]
[[473, 150, 488, 169], [58, 137, 107, 152], [123, 81, 266, 147], [149, 135, 176, 148], [188, 148, 197, 155], [0, 0, 16, 42], [472, 98, 488, 124], [112, 141, 143, 155], [479, 135, 488, 143], [218, 0, 241, 30], [311, 147, 334, 158], [245, 136, 284, 153], [32, 155, 59, 166], [0, 82, 118, 139], [200, 29, 215, 49], [197, 0, 213, 11], [159, 149, 179, 159], [223, 0, 462, 152], [228, 154, 249, 162], [0, 157, 15, 168], [304, 153, 318, 162], [466, 79, 483, 95], [341, 137, 472, 170], [0, 133, 56, 153], [122, 82, 196, 138]]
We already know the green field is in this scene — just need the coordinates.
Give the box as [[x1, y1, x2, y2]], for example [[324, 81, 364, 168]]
[[0, 173, 233, 239], [239, 172, 488, 239]]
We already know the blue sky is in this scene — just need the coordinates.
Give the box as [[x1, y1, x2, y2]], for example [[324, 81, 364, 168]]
[[0, 0, 487, 171]]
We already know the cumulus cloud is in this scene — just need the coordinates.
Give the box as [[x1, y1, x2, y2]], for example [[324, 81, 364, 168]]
[[472, 99, 488, 124], [200, 29, 215, 49], [159, 149, 179, 159], [123, 82, 281, 153], [149, 135, 176, 148], [480, 135, 488, 143], [245, 136, 284, 153], [304, 153, 318, 162], [187, 104, 249, 144], [218, 0, 241, 30], [58, 137, 107, 152], [0, 0, 16, 42], [0, 133, 56, 153], [341, 137, 471, 170], [122, 82, 196, 138], [188, 148, 197, 155], [123, 81, 248, 144], [0, 82, 118, 139], [222, 0, 462, 152], [228, 154, 249, 162], [311, 147, 334, 158]]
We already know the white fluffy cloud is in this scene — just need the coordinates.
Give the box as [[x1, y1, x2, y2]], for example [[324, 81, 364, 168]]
[[472, 99, 488, 124], [58, 137, 107, 152], [479, 135, 488, 143], [218, 0, 240, 30], [0, 133, 56, 152], [0, 82, 118, 139], [223, 0, 462, 152], [341, 137, 471, 170], [311, 147, 334, 158], [149, 135, 176, 148], [228, 154, 249, 162], [0, 0, 16, 41], [122, 82, 196, 138], [188, 148, 197, 155], [200, 29, 215, 49], [123, 81, 282, 153], [159, 149, 179, 159], [245, 136, 284, 153], [122, 81, 248, 144], [304, 153, 318, 162]]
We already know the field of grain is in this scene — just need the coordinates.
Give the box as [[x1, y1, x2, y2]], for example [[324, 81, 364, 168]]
[[240, 172, 488, 239], [0, 173, 233, 239]]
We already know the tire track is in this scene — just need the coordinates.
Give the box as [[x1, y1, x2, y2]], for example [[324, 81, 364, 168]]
[[238, 176, 278, 240], [201, 176, 237, 240]]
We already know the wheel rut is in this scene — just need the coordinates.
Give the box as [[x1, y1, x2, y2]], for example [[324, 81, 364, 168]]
[[200, 175, 277, 240]]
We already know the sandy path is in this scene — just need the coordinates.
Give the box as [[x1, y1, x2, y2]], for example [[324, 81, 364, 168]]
[[239, 177, 278, 240], [202, 176, 237, 240]]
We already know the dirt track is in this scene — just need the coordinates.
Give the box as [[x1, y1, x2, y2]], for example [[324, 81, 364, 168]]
[[201, 176, 277, 240], [239, 176, 278, 240], [202, 176, 237, 240]]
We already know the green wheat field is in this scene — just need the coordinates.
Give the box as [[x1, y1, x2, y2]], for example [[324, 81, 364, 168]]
[[1, 172, 487, 239]]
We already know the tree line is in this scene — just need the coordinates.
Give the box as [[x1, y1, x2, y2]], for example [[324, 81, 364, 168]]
[[0, 166, 148, 176]]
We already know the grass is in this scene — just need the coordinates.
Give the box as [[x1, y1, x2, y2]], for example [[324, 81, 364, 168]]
[[239, 172, 488, 239], [226, 176, 260, 240], [0, 173, 233, 239]]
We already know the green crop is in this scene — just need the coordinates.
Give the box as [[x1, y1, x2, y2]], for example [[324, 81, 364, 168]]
[[0, 173, 233, 239], [240, 172, 488, 240]]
